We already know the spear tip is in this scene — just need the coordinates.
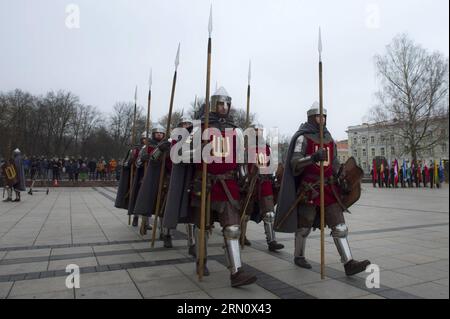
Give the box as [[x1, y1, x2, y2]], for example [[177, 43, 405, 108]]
[[149, 68, 153, 89], [134, 85, 138, 102], [318, 26, 323, 59], [175, 43, 181, 70], [248, 59, 252, 85], [208, 4, 213, 37]]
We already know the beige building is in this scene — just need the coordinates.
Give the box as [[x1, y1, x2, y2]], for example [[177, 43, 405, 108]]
[[336, 140, 349, 164], [346, 115, 449, 173]]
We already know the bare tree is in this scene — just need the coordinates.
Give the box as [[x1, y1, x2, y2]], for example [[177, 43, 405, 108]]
[[108, 102, 145, 156], [370, 34, 449, 164], [71, 104, 102, 157], [0, 89, 36, 157], [158, 110, 184, 131]]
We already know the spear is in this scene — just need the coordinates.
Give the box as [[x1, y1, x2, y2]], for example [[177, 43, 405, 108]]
[[146, 69, 153, 140], [240, 60, 254, 247], [318, 27, 326, 279], [245, 60, 251, 128], [138, 70, 153, 235], [151, 43, 180, 247], [128, 85, 138, 225], [198, 5, 213, 281], [144, 69, 153, 175]]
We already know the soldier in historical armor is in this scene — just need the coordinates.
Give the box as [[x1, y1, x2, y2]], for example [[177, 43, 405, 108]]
[[2, 158, 17, 202], [1, 149, 26, 202], [164, 87, 257, 287], [274, 104, 371, 276], [155, 116, 198, 251], [131, 126, 167, 232], [115, 139, 141, 212], [114, 132, 147, 226], [240, 123, 284, 252]]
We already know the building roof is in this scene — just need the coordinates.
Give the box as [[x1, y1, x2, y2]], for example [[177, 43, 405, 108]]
[[336, 140, 348, 152]]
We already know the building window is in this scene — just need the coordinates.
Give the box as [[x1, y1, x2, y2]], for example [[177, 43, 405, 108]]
[[370, 136, 375, 144], [391, 147, 395, 155], [390, 135, 395, 143], [362, 149, 367, 157], [363, 162, 367, 169], [371, 148, 375, 157], [442, 144, 447, 153], [353, 137, 357, 145], [362, 137, 366, 144], [353, 150, 358, 157], [381, 148, 385, 156]]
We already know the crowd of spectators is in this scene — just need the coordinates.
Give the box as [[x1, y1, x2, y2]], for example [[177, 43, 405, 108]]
[[22, 156, 121, 182]]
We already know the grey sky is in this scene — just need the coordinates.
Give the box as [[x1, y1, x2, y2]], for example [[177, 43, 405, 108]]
[[1, 0, 448, 140]]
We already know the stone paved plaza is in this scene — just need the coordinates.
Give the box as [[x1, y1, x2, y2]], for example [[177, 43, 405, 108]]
[[0, 185, 448, 299]]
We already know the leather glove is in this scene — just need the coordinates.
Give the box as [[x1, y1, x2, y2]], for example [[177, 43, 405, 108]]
[[312, 148, 327, 162], [158, 139, 172, 152]]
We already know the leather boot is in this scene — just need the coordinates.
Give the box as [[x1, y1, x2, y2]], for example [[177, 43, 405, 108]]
[[163, 235, 173, 248], [344, 259, 371, 276], [268, 241, 284, 252], [132, 216, 139, 227], [294, 256, 312, 269], [230, 269, 257, 288]]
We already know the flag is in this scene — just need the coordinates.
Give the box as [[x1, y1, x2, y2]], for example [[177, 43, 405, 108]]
[[387, 161, 391, 185], [372, 159, 377, 183], [417, 162, 422, 183], [439, 160, 445, 183], [394, 159, 399, 185], [434, 160, 439, 185], [402, 160, 407, 181]]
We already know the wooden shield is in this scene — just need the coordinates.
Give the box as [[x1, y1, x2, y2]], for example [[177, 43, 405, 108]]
[[339, 157, 364, 209], [1, 163, 18, 187]]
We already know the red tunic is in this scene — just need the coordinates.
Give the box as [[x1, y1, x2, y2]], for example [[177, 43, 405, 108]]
[[247, 144, 274, 197], [301, 135, 339, 206], [196, 128, 240, 201], [146, 142, 173, 173]]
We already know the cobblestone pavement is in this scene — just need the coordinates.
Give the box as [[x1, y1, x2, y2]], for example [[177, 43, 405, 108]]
[[0, 185, 448, 299]]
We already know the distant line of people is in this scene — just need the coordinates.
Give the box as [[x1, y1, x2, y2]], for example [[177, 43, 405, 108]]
[[20, 156, 120, 182], [370, 159, 446, 189]]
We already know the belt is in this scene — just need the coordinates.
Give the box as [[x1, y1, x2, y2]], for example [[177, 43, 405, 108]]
[[209, 172, 240, 211]]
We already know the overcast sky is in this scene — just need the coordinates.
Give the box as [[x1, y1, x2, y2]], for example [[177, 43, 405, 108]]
[[1, 0, 448, 140]]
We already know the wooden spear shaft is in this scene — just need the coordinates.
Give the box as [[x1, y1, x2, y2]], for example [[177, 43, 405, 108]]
[[198, 36, 212, 281], [240, 72, 252, 246], [144, 88, 152, 176], [150, 70, 177, 248], [246, 83, 251, 128], [319, 60, 325, 280], [128, 95, 138, 225]]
